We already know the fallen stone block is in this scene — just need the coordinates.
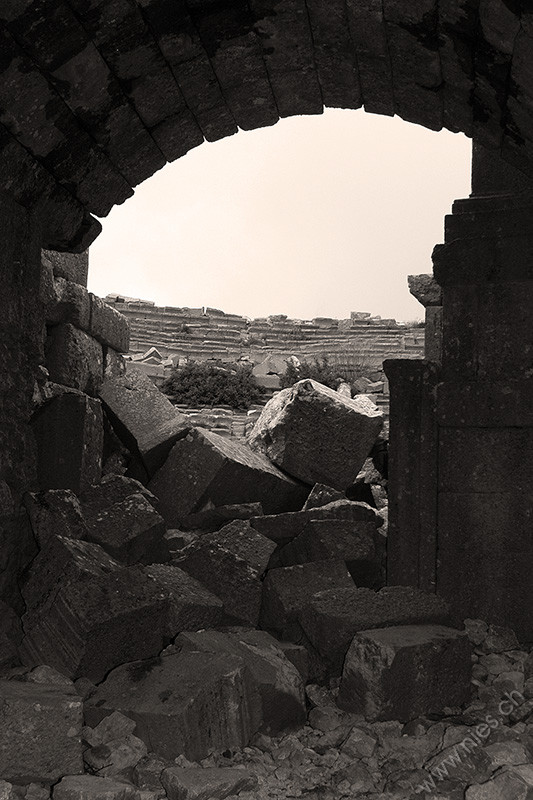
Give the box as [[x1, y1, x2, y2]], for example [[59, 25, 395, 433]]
[[299, 586, 452, 672], [133, 754, 168, 793], [80, 474, 157, 513], [250, 499, 381, 546], [149, 428, 309, 526], [89, 294, 130, 353], [465, 766, 533, 800], [260, 560, 354, 636], [32, 392, 103, 493], [0, 679, 83, 783], [45, 323, 104, 394], [99, 368, 190, 476], [177, 520, 276, 625], [144, 564, 224, 637], [247, 379, 383, 489], [54, 776, 140, 800], [176, 628, 306, 733], [20, 536, 168, 682], [277, 518, 376, 568], [337, 625, 472, 722], [181, 502, 263, 532], [277, 641, 309, 684], [83, 493, 168, 565], [302, 483, 346, 510], [408, 273, 443, 307], [24, 489, 88, 544], [84, 651, 254, 761], [84, 711, 137, 748], [161, 767, 258, 800]]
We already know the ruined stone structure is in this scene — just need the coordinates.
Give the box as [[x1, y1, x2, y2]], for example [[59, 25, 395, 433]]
[[1, 0, 533, 714]]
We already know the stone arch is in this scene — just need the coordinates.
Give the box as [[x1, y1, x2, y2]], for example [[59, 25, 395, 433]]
[[0, 0, 531, 250]]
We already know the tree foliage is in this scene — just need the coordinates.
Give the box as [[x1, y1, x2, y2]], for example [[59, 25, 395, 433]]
[[161, 361, 262, 410], [279, 356, 347, 391]]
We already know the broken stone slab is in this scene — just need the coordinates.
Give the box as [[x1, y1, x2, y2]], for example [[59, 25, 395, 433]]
[[148, 427, 309, 526], [408, 273, 443, 307], [177, 520, 276, 625], [181, 502, 264, 532], [53, 776, 140, 800], [0, 679, 83, 783], [99, 368, 190, 477], [176, 628, 306, 734], [247, 379, 383, 490], [250, 499, 381, 546], [299, 586, 452, 672], [89, 293, 130, 353], [83, 493, 168, 565], [32, 392, 103, 493], [133, 754, 168, 793], [161, 767, 258, 800], [20, 536, 168, 682], [277, 518, 377, 570], [465, 765, 533, 799], [45, 323, 104, 395], [144, 564, 223, 638], [84, 711, 137, 748], [337, 625, 472, 722], [84, 650, 254, 761], [24, 489, 89, 544], [259, 560, 354, 636], [302, 483, 346, 510]]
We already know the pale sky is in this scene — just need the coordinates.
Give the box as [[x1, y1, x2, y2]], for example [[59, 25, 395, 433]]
[[88, 108, 472, 323]]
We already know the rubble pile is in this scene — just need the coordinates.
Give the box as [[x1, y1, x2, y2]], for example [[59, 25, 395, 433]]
[[1, 366, 532, 797]]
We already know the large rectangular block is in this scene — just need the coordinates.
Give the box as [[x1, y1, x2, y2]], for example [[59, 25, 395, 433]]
[[0, 679, 83, 783], [90, 294, 130, 353], [42, 249, 89, 286], [32, 392, 103, 493], [99, 367, 190, 476], [337, 625, 471, 722], [45, 323, 103, 394], [149, 427, 308, 526]]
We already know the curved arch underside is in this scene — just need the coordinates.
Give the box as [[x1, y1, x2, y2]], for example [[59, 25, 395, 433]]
[[0, 0, 530, 250]]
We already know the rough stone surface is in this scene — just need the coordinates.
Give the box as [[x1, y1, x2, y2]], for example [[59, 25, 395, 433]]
[[24, 488, 88, 543], [144, 564, 224, 638], [149, 427, 308, 526], [161, 767, 258, 800], [42, 250, 89, 286], [260, 560, 354, 636], [85, 651, 254, 761], [247, 379, 383, 489], [181, 502, 264, 533], [83, 492, 168, 565], [54, 776, 140, 800], [177, 520, 276, 625], [176, 628, 306, 734], [337, 624, 472, 722], [20, 536, 168, 681], [99, 367, 190, 476], [45, 323, 104, 394], [0, 679, 83, 783], [42, 273, 91, 330], [299, 586, 452, 671], [89, 293, 130, 353], [408, 274, 443, 307], [31, 392, 103, 493], [302, 484, 346, 510], [277, 518, 376, 569]]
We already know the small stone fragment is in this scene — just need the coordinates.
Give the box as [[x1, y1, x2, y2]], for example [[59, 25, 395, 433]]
[[53, 775, 140, 800], [84, 733, 148, 778], [302, 484, 346, 510]]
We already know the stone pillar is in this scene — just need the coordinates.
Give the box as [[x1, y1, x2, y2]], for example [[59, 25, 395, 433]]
[[0, 192, 44, 612], [387, 142, 533, 640]]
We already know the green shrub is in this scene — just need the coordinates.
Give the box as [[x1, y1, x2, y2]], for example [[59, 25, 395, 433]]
[[279, 356, 347, 391], [161, 361, 262, 410]]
